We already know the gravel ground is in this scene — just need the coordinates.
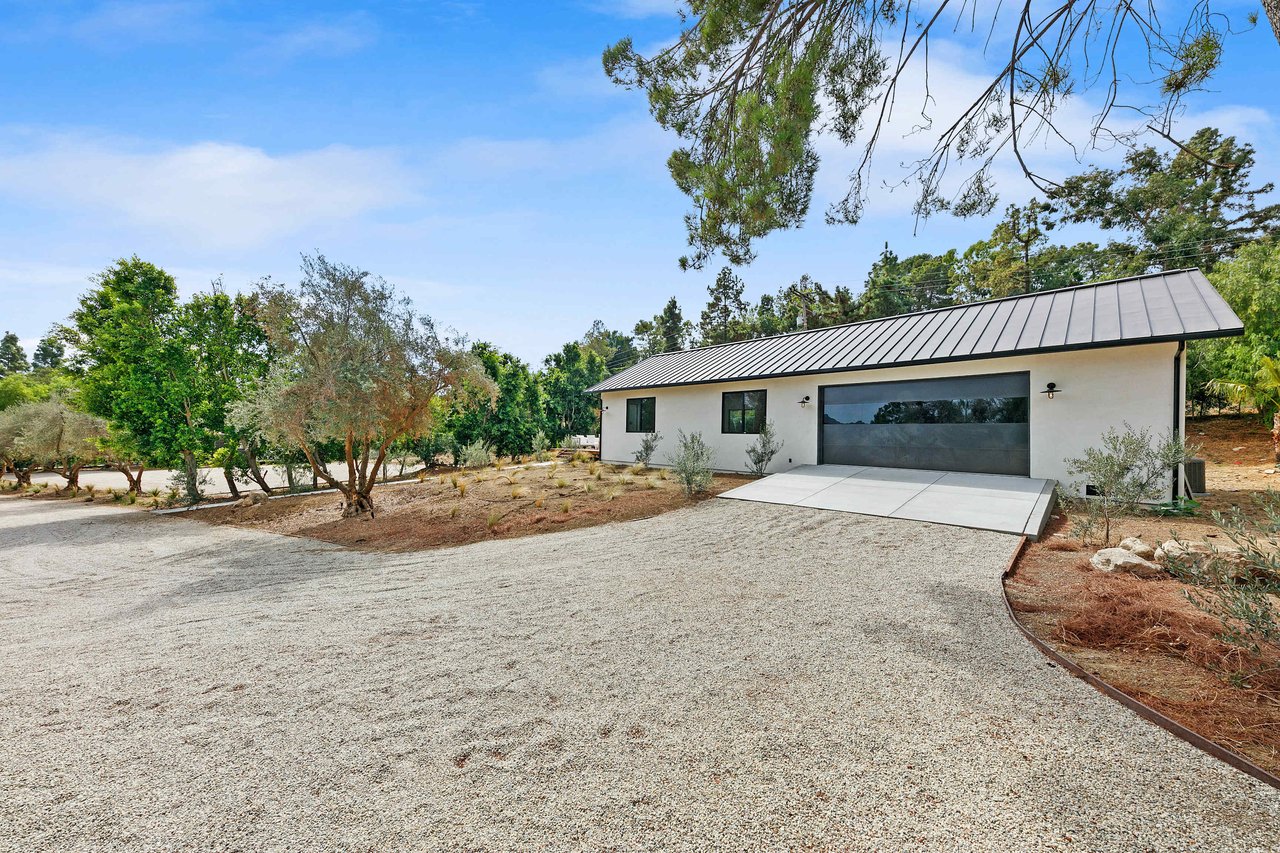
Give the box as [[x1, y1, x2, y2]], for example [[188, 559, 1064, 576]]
[[1, 496, 1278, 851]]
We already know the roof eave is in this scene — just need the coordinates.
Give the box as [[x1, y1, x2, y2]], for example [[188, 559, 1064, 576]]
[[583, 327, 1243, 395]]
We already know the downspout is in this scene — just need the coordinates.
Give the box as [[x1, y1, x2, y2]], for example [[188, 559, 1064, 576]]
[[1173, 340, 1186, 499]]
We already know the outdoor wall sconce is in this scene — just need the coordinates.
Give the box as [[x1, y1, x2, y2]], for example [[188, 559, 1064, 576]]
[[798, 395, 811, 408], [1040, 382, 1061, 399]]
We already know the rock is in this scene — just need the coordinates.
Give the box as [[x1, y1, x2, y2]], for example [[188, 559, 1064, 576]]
[[1118, 537, 1155, 559], [1091, 548, 1163, 578], [1265, 469, 1276, 475], [235, 496, 254, 508], [1153, 546, 1166, 562], [1160, 539, 1213, 559]]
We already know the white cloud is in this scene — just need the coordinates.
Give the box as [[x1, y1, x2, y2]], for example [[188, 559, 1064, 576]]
[[588, 0, 682, 18], [435, 115, 674, 180], [70, 1, 208, 45], [0, 131, 416, 250], [246, 14, 377, 65], [536, 56, 622, 100]]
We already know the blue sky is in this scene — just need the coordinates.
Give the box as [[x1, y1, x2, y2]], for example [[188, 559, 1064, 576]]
[[1, 0, 1276, 364]]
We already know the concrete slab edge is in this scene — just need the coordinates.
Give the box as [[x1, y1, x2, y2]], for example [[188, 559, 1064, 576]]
[[1021, 480, 1058, 541], [1000, 537, 1280, 792]]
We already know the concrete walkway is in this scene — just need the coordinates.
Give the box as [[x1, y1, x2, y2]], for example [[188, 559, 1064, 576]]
[[720, 464, 1057, 537], [0, 497, 1276, 850]]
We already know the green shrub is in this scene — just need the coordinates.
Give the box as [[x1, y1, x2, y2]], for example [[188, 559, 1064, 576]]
[[1167, 490, 1280, 687], [745, 420, 783, 477], [668, 430, 714, 497], [458, 440, 495, 469], [1064, 423, 1194, 545], [634, 431, 661, 466]]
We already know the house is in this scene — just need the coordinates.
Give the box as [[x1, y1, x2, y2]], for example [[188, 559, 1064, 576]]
[[588, 269, 1243, 498]]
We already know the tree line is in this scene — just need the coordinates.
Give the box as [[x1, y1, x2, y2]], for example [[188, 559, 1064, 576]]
[[0, 256, 613, 515]]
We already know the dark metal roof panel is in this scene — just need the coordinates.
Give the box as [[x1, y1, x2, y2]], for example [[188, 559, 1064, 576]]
[[1016, 293, 1054, 350], [587, 269, 1243, 393], [1065, 287, 1096, 345], [994, 296, 1035, 353], [1092, 283, 1122, 342]]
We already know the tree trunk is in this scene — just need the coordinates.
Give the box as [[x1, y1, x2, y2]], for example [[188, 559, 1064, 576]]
[[342, 489, 375, 518], [180, 449, 201, 502], [115, 463, 143, 494], [14, 467, 31, 487], [241, 441, 274, 494], [61, 464, 81, 490], [1264, 0, 1280, 47], [223, 467, 240, 499], [1273, 410, 1279, 464]]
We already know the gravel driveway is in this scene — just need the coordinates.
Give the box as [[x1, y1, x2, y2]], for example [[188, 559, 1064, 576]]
[[1, 497, 1277, 850]]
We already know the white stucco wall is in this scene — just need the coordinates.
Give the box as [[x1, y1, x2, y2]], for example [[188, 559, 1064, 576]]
[[600, 342, 1185, 497]]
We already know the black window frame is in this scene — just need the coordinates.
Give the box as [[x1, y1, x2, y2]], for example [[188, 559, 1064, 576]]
[[721, 389, 767, 434], [625, 397, 656, 433]]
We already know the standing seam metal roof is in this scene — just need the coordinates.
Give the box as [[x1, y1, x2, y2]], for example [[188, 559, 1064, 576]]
[[587, 269, 1243, 394]]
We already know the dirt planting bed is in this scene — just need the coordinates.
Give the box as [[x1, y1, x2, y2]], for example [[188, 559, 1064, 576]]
[[1007, 435, 1280, 779], [187, 461, 751, 552]]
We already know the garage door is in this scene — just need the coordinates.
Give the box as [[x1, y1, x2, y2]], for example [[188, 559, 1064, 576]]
[[819, 372, 1030, 476]]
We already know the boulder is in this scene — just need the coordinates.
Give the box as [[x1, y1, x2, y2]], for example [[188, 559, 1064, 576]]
[[1159, 539, 1212, 559], [235, 493, 269, 509], [1090, 548, 1163, 579], [1118, 537, 1155, 560]]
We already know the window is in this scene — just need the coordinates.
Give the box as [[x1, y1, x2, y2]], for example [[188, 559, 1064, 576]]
[[722, 390, 766, 434], [626, 397, 656, 433]]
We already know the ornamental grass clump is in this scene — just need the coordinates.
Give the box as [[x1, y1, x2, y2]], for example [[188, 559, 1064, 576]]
[[668, 430, 714, 497]]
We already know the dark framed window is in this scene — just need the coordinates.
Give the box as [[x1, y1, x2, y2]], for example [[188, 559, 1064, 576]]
[[722, 390, 766, 434], [626, 397, 656, 433]]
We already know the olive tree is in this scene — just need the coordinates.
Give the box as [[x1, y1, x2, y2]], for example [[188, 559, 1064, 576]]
[[237, 255, 494, 517], [0, 406, 35, 486], [18, 400, 107, 488], [1065, 423, 1195, 544], [0, 398, 107, 489]]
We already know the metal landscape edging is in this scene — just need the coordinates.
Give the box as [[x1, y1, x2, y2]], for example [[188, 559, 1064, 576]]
[[1000, 536, 1280, 792]]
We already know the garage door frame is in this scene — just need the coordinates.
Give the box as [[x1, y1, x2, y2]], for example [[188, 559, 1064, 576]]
[[816, 370, 1032, 476]]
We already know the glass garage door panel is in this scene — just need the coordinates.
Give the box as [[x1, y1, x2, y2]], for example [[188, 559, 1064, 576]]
[[820, 373, 1030, 476]]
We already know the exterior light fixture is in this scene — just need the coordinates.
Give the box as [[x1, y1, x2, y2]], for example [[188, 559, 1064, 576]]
[[798, 395, 811, 408], [1040, 382, 1061, 399]]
